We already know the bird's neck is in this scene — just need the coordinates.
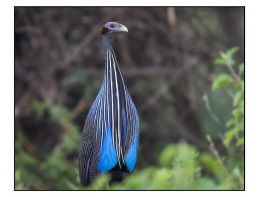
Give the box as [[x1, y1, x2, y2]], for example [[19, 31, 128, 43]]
[[103, 47, 123, 85], [103, 45, 126, 109], [102, 35, 124, 87], [102, 35, 113, 50]]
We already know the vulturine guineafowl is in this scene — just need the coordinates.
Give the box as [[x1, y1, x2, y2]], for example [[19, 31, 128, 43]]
[[78, 22, 139, 186]]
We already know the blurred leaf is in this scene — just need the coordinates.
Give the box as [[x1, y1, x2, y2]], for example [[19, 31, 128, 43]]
[[68, 74, 87, 84], [226, 118, 235, 128], [216, 47, 239, 67], [232, 167, 241, 176], [212, 74, 233, 91], [86, 174, 111, 190], [159, 144, 178, 167], [49, 105, 73, 125], [224, 129, 236, 147], [199, 153, 225, 182], [219, 51, 227, 60], [232, 108, 241, 119], [239, 100, 244, 114], [61, 126, 80, 151], [236, 137, 244, 147], [214, 58, 223, 65], [239, 63, 244, 75], [226, 47, 239, 58], [139, 119, 149, 131], [193, 178, 217, 190], [233, 91, 244, 106], [64, 179, 78, 190], [32, 99, 45, 117]]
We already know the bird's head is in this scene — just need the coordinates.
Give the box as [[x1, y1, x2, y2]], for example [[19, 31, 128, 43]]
[[100, 22, 128, 35]]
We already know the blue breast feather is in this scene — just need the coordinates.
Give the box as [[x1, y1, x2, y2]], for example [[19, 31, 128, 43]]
[[98, 125, 138, 173], [98, 126, 118, 173], [124, 129, 138, 172]]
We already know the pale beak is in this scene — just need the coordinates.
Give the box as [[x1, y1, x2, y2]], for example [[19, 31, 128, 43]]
[[118, 24, 128, 33]]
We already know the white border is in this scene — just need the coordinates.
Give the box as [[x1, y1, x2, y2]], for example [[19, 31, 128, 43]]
[[2, 0, 259, 196]]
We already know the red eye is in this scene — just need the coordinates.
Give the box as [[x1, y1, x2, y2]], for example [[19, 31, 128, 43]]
[[110, 24, 114, 28]]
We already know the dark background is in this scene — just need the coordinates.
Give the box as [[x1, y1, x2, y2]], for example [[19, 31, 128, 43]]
[[14, 7, 244, 190]]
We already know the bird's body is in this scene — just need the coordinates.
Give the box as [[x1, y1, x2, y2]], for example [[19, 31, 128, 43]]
[[78, 22, 139, 186]]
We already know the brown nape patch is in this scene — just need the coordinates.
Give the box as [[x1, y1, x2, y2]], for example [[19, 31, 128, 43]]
[[100, 26, 109, 35]]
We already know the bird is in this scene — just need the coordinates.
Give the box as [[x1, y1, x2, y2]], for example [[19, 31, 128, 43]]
[[78, 22, 139, 186]]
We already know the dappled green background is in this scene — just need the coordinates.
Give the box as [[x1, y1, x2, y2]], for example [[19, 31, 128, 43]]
[[15, 7, 244, 190]]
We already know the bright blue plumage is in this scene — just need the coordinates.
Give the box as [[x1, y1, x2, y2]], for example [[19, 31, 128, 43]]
[[78, 22, 139, 186], [98, 126, 118, 172], [125, 129, 138, 172]]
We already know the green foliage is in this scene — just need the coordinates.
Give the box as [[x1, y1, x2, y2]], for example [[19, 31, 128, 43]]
[[239, 63, 244, 75], [212, 47, 244, 149], [32, 99, 45, 118], [83, 174, 111, 190], [82, 143, 242, 190], [15, 132, 44, 189], [15, 99, 81, 190], [214, 47, 239, 66], [209, 47, 244, 188], [212, 74, 233, 91]]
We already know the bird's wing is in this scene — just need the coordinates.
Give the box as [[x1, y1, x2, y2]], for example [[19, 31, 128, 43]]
[[78, 118, 95, 186], [123, 90, 139, 172], [124, 88, 139, 152]]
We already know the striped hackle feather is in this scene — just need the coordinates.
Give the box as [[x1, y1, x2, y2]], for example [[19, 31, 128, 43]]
[[88, 48, 138, 167]]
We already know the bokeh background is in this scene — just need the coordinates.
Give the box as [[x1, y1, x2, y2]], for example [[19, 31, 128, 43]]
[[15, 7, 244, 190]]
